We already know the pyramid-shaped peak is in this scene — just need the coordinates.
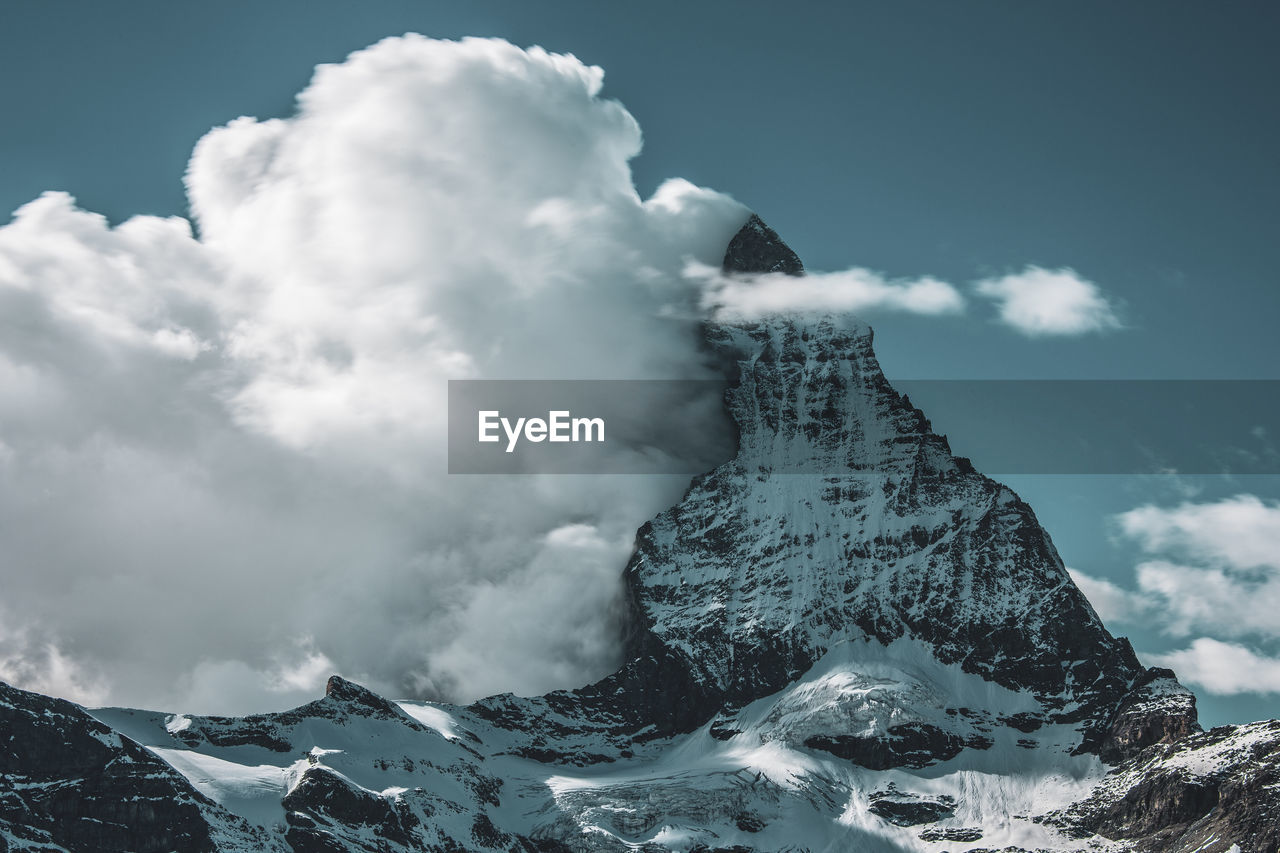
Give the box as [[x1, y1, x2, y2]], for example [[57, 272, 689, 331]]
[[722, 213, 804, 275]]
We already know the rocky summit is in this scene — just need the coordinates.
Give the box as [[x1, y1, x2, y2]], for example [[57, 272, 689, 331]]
[[2, 216, 1277, 853]]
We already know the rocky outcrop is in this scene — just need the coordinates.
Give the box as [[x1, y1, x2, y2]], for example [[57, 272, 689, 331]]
[[170, 674, 435, 756], [1053, 719, 1280, 853], [867, 786, 957, 825], [282, 766, 422, 853], [0, 681, 277, 853], [1099, 667, 1201, 764], [805, 724, 993, 770]]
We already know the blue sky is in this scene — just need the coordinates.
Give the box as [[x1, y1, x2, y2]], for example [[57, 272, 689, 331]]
[[1, 2, 1277, 723], [3, 2, 1277, 379]]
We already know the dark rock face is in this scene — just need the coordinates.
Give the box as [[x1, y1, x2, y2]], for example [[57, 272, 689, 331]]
[[1095, 775, 1220, 843], [283, 766, 420, 852], [1054, 720, 1280, 853], [325, 674, 400, 710], [919, 826, 985, 842], [868, 787, 957, 825], [1098, 668, 1201, 764], [805, 724, 992, 770], [0, 681, 268, 853], [721, 214, 803, 275]]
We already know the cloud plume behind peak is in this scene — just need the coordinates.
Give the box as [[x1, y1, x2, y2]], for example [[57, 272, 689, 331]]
[[0, 35, 748, 714]]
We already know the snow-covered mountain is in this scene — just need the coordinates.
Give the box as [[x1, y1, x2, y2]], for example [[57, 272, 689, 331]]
[[3, 216, 1277, 853]]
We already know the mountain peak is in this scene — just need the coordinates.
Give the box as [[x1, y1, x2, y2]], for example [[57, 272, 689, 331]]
[[324, 674, 409, 720], [722, 213, 804, 275], [324, 674, 368, 700], [622, 308, 1164, 752]]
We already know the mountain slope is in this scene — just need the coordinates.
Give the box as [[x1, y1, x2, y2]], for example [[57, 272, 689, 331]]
[[472, 213, 1193, 765], [0, 682, 282, 853]]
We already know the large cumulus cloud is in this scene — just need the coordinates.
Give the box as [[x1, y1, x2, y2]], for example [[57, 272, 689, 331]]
[[0, 35, 749, 714]]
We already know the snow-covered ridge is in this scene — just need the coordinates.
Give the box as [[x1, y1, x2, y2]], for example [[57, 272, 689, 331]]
[[608, 217, 1176, 759]]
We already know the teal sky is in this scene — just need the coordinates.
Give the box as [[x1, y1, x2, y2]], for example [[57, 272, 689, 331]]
[[2, 1, 1277, 383], [2, 1, 1278, 724]]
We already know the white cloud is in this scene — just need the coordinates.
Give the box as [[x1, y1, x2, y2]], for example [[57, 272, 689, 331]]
[[1111, 496, 1280, 641], [975, 266, 1121, 336], [1101, 494, 1280, 695], [425, 524, 631, 699], [0, 35, 748, 713], [693, 261, 1121, 335], [0, 617, 108, 707], [175, 641, 337, 715], [691, 261, 965, 322], [1068, 568, 1145, 623], [1149, 638, 1280, 695], [1131, 559, 1280, 640], [1118, 494, 1280, 571]]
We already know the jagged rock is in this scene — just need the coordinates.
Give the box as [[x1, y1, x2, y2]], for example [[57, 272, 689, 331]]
[[1052, 720, 1280, 853], [722, 213, 804, 275], [283, 766, 419, 851], [805, 724, 991, 770], [921, 824, 988, 840], [1098, 668, 1201, 764], [919, 826, 985, 842], [1002, 712, 1046, 733], [0, 681, 279, 853], [868, 787, 957, 825]]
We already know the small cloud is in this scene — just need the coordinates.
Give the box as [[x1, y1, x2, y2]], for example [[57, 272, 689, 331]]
[[0, 619, 108, 707], [975, 266, 1121, 336], [1078, 493, 1280, 699], [1067, 567, 1147, 623], [1148, 638, 1280, 695], [1131, 559, 1275, 638], [1108, 494, 1280, 641], [150, 327, 209, 360], [1118, 494, 1280, 573], [690, 261, 965, 322], [175, 639, 337, 715]]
